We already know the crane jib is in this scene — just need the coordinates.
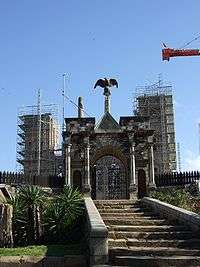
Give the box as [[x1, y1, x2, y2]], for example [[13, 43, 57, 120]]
[[162, 48, 200, 61]]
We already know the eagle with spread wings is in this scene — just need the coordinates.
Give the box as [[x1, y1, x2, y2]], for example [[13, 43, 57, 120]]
[[94, 78, 118, 89]]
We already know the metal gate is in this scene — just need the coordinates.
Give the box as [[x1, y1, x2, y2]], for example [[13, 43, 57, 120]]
[[94, 155, 127, 199]]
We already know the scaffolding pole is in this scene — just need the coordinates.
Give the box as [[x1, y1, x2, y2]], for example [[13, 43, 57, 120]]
[[62, 74, 66, 132], [37, 89, 41, 176], [198, 123, 200, 156], [177, 142, 181, 172], [16, 101, 60, 176], [133, 80, 176, 174]]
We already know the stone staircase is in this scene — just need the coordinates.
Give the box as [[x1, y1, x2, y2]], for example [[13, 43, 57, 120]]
[[94, 199, 200, 267]]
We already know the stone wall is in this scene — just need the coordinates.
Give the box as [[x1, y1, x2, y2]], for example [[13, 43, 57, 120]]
[[0, 204, 13, 247], [84, 197, 108, 266]]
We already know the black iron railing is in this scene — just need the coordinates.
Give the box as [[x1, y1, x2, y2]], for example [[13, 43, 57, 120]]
[[155, 171, 200, 187], [0, 171, 64, 188]]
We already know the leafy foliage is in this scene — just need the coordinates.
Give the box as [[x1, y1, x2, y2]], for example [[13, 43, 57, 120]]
[[7, 194, 28, 245], [8, 185, 84, 246], [151, 188, 200, 214], [18, 185, 45, 208], [42, 186, 84, 243], [18, 185, 46, 244], [7, 186, 46, 245]]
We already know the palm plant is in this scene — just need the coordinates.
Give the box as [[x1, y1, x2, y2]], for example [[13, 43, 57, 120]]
[[57, 186, 84, 223], [7, 194, 27, 245], [43, 186, 84, 243], [18, 185, 45, 244]]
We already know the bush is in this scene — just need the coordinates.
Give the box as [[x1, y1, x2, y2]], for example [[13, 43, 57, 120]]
[[7, 185, 46, 246], [8, 185, 84, 246], [42, 186, 84, 244], [150, 188, 200, 214]]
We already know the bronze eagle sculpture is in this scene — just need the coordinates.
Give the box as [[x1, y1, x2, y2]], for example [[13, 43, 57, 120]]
[[94, 78, 118, 89]]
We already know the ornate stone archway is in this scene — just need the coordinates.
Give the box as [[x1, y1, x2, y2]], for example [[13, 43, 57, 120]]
[[91, 146, 128, 199]]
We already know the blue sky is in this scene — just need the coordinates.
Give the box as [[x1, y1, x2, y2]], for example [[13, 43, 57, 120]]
[[0, 0, 200, 171]]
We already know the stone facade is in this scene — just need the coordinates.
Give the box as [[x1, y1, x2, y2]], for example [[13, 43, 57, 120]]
[[63, 110, 155, 199]]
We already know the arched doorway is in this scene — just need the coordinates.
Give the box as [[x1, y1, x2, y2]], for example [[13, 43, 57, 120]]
[[92, 155, 127, 199], [137, 169, 147, 198], [73, 170, 82, 191]]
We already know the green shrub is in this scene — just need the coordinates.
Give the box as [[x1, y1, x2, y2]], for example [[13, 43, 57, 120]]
[[150, 188, 200, 214], [7, 194, 28, 245], [8, 185, 84, 246], [8, 185, 46, 245], [42, 186, 84, 243]]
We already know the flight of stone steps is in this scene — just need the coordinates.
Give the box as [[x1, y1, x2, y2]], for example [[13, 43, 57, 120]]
[[94, 199, 200, 267]]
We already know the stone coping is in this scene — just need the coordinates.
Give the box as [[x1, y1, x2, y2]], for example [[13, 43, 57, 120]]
[[84, 197, 108, 238], [84, 197, 108, 266], [142, 197, 200, 231]]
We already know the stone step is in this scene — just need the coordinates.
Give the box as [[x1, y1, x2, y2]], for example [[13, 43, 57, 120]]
[[109, 247, 200, 257], [108, 225, 189, 232], [108, 231, 196, 240], [98, 208, 145, 213], [104, 218, 168, 226], [98, 209, 156, 217], [108, 238, 200, 248], [95, 205, 145, 210], [92, 266, 128, 267], [94, 200, 138, 205], [112, 255, 200, 267], [100, 213, 159, 219]]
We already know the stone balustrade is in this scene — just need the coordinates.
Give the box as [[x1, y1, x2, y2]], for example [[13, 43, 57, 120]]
[[84, 197, 108, 266], [141, 197, 200, 232]]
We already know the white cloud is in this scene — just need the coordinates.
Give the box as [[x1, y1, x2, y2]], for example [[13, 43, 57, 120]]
[[184, 150, 200, 171]]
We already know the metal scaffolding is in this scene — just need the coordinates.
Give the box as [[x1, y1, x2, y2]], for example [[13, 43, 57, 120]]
[[133, 81, 177, 174], [16, 103, 62, 176]]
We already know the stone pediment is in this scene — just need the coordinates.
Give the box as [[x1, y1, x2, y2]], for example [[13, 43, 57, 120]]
[[95, 112, 121, 132]]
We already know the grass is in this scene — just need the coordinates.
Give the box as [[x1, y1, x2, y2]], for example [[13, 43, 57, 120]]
[[0, 244, 84, 257]]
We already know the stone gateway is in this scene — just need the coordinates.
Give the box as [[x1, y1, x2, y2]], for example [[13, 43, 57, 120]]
[[63, 81, 156, 199]]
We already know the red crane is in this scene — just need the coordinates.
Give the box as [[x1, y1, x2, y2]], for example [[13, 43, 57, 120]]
[[162, 47, 200, 61], [162, 34, 200, 61]]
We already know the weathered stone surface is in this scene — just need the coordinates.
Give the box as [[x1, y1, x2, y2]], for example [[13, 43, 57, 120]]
[[96, 199, 200, 266], [63, 111, 155, 200], [84, 197, 108, 266], [141, 197, 200, 231], [0, 204, 13, 247]]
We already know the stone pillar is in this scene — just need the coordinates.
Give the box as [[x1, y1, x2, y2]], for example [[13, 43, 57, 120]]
[[78, 96, 84, 118], [84, 142, 91, 195], [149, 144, 156, 187], [65, 144, 72, 186], [104, 95, 110, 113], [103, 87, 111, 113], [129, 143, 137, 199]]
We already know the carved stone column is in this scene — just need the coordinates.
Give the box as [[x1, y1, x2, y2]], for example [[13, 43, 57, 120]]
[[129, 142, 137, 199], [149, 144, 156, 187], [65, 144, 72, 186], [84, 141, 91, 195], [103, 88, 111, 113]]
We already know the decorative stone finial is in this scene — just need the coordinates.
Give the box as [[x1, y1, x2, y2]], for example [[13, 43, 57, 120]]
[[94, 78, 118, 113]]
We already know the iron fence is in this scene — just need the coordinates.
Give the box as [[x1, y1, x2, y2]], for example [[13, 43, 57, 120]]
[[155, 171, 200, 187], [0, 171, 64, 188]]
